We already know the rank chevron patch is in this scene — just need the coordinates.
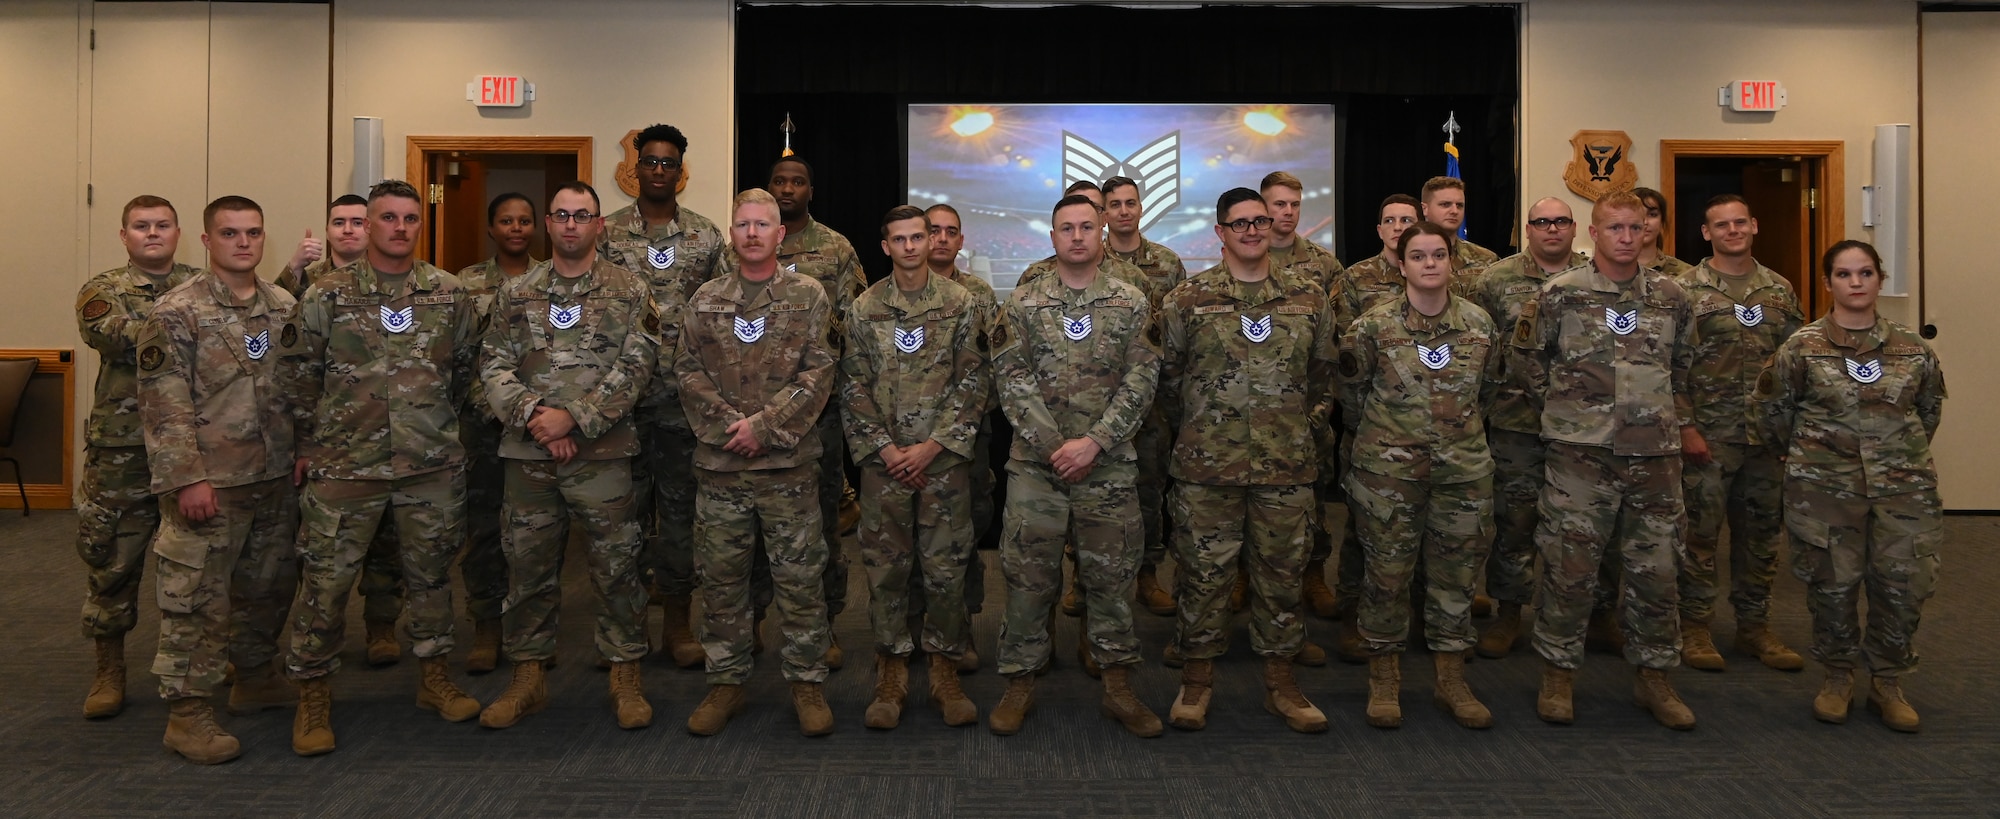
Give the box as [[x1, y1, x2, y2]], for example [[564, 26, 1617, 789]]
[[1845, 357, 1883, 384], [1241, 314, 1272, 343], [894, 325, 924, 354], [548, 303, 582, 330], [734, 315, 767, 343], [1605, 308, 1639, 336], [379, 305, 414, 334], [1417, 343, 1452, 370], [1061, 314, 1092, 341]]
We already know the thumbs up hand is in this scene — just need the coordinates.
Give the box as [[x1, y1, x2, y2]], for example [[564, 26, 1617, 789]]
[[288, 228, 325, 275]]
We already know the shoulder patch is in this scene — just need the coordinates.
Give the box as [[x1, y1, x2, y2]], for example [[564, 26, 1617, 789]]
[[280, 323, 299, 347], [81, 299, 112, 321], [643, 303, 661, 335], [1513, 300, 1540, 346], [1754, 368, 1777, 400], [987, 315, 1013, 352], [1338, 350, 1360, 378], [139, 345, 165, 372]]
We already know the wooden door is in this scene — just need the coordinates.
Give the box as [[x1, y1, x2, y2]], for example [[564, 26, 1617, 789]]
[[1739, 159, 1818, 315]]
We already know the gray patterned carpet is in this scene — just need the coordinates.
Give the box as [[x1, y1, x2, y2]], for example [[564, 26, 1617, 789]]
[[2, 507, 1996, 818]]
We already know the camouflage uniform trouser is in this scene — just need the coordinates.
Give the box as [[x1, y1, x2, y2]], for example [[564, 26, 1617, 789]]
[[752, 414, 847, 618], [500, 458, 647, 663], [1348, 470, 1492, 654], [1677, 440, 1784, 624], [695, 463, 830, 684], [287, 470, 464, 679], [77, 445, 159, 638], [1171, 482, 1310, 660], [635, 420, 699, 597], [1785, 481, 1940, 676], [152, 477, 299, 699], [1135, 414, 1171, 571], [912, 423, 990, 620], [360, 516, 405, 624], [1530, 443, 1684, 670], [1324, 434, 1366, 607], [997, 459, 1142, 677], [862, 463, 974, 659], [1485, 429, 1544, 606], [459, 421, 509, 621]]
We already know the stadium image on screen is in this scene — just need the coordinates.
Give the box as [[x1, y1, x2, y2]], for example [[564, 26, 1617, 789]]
[[907, 103, 1337, 300]]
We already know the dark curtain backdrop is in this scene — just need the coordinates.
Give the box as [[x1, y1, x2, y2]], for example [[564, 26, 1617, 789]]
[[736, 4, 1519, 280]]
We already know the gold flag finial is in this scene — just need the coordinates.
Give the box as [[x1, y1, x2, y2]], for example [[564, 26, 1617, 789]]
[[781, 113, 796, 157]]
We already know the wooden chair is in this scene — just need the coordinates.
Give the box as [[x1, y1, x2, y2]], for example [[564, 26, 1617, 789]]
[[0, 357, 38, 515]]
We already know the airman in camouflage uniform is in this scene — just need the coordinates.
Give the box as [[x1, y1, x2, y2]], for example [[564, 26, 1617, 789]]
[[1104, 177, 1189, 616], [924, 205, 996, 634], [987, 194, 1162, 738], [451, 248, 535, 671], [1634, 186, 1696, 278], [1462, 198, 1589, 659], [843, 206, 988, 729], [137, 196, 302, 764], [1512, 193, 1697, 730], [678, 189, 838, 737], [1260, 171, 1348, 295], [1420, 176, 1501, 268], [1342, 223, 1502, 730], [284, 182, 485, 755], [600, 124, 725, 669], [1675, 200, 1807, 673], [75, 194, 198, 719], [767, 158, 868, 664], [477, 183, 661, 732], [1158, 189, 1335, 734], [273, 194, 406, 666], [1756, 240, 1945, 731]]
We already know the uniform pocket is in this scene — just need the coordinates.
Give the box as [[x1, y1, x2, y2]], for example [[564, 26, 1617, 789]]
[[76, 499, 118, 569], [151, 517, 212, 614]]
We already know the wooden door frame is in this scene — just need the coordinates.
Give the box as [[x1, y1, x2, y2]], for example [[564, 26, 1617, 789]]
[[1658, 139, 1844, 262], [405, 135, 593, 262]]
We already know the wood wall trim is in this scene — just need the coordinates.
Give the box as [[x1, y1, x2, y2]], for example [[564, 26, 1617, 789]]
[[405, 135, 594, 262], [1656, 139, 1846, 266], [0, 348, 76, 510]]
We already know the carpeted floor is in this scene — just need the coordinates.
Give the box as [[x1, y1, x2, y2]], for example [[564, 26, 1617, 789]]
[[1, 507, 1995, 818]]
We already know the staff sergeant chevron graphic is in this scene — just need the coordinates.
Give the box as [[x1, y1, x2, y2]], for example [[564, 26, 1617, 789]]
[[548, 303, 582, 330], [1062, 130, 1181, 232], [244, 329, 270, 360], [1845, 357, 1883, 384], [1418, 343, 1453, 370], [734, 315, 767, 343], [1241, 314, 1272, 343], [894, 325, 925, 354], [1734, 303, 1764, 327], [379, 305, 415, 333], [1605, 307, 1639, 336]]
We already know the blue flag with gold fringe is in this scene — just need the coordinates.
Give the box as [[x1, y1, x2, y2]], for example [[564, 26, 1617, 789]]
[[1443, 112, 1467, 240]]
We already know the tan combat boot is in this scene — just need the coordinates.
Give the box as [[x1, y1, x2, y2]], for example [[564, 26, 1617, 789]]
[[608, 660, 652, 729], [752, 614, 766, 656], [988, 675, 1036, 736], [417, 657, 482, 722], [1077, 631, 1102, 679], [1135, 565, 1176, 616], [1364, 654, 1402, 728], [1162, 641, 1185, 668], [1585, 609, 1626, 655], [686, 683, 746, 736], [465, 618, 502, 674], [1293, 640, 1328, 667], [1867, 676, 1920, 733], [1334, 609, 1367, 665], [865, 654, 909, 729], [1099, 666, 1163, 737], [227, 661, 298, 716], [1475, 602, 1525, 660], [1471, 594, 1496, 618], [792, 681, 834, 737], [1432, 650, 1492, 729], [292, 678, 336, 756], [928, 653, 978, 726], [1812, 667, 1853, 724], [659, 596, 703, 668], [1169, 658, 1213, 731], [164, 698, 240, 765], [1264, 655, 1329, 734], [1302, 559, 1338, 618], [1061, 574, 1085, 617], [1680, 621, 1726, 671], [1228, 573, 1249, 612], [1735, 622, 1804, 671], [956, 642, 980, 674], [1537, 662, 1575, 724], [825, 635, 846, 671], [365, 620, 402, 667], [478, 659, 547, 729], [84, 636, 125, 719], [1634, 667, 1697, 730]]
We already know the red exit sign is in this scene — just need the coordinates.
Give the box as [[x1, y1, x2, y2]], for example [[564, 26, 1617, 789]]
[[1723, 80, 1787, 112], [467, 75, 533, 108]]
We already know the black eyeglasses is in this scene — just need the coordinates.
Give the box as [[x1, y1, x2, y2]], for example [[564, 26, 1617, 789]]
[[549, 210, 598, 224], [1220, 217, 1274, 233], [636, 157, 682, 171], [1527, 217, 1576, 230]]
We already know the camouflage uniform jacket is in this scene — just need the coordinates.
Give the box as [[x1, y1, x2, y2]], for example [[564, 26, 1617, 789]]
[[1106, 236, 1190, 308], [1331, 254, 1403, 343], [1678, 259, 1804, 444], [1460, 251, 1587, 435], [275, 254, 339, 300], [839, 273, 987, 472], [1341, 294, 1501, 483], [1159, 265, 1336, 486], [1756, 316, 1945, 498], [1511, 261, 1695, 457], [776, 217, 868, 323], [76, 262, 199, 447], [1456, 238, 1501, 269], [291, 260, 480, 480], [941, 265, 1002, 412], [135, 272, 299, 493], [481, 259, 661, 461], [1647, 252, 1695, 277], [675, 269, 835, 472], [599, 204, 724, 426], [994, 267, 1159, 465], [1016, 253, 1152, 299], [455, 257, 535, 421], [1267, 235, 1347, 296]]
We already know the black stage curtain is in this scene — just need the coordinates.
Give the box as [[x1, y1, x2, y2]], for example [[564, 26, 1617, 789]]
[[736, 3, 1519, 279]]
